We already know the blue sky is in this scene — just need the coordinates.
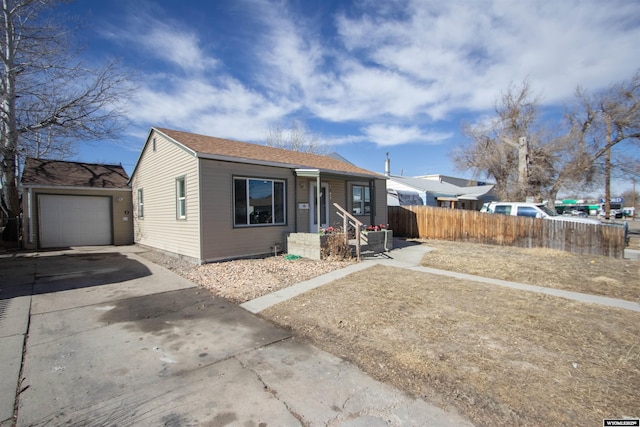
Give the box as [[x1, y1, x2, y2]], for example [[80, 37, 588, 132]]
[[65, 0, 640, 195]]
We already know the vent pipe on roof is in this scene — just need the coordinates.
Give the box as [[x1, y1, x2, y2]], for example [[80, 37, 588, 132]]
[[385, 152, 390, 176]]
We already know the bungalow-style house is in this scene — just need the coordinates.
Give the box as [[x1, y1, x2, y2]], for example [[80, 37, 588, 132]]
[[130, 128, 387, 264], [386, 175, 496, 210], [21, 158, 134, 249]]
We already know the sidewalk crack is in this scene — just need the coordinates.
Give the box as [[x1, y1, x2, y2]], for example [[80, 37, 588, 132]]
[[235, 353, 308, 426]]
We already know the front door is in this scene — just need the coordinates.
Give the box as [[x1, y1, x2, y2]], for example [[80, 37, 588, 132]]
[[309, 183, 329, 233]]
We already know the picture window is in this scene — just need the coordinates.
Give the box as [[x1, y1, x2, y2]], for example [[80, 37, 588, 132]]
[[234, 177, 286, 226]]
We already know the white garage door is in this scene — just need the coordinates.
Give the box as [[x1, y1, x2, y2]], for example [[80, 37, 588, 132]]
[[39, 194, 112, 248]]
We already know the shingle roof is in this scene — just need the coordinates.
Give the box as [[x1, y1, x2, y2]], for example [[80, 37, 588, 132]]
[[155, 128, 382, 178], [21, 158, 130, 189]]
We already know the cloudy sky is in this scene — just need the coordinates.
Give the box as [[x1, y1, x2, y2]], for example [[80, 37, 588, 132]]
[[68, 0, 640, 193]]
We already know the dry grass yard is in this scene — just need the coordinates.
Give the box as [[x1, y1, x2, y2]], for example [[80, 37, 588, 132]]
[[261, 238, 640, 427], [419, 239, 640, 302]]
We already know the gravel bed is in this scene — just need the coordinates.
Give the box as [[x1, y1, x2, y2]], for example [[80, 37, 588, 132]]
[[138, 249, 355, 303]]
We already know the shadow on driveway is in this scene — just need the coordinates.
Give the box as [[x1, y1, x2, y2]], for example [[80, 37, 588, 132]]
[[0, 252, 152, 300]]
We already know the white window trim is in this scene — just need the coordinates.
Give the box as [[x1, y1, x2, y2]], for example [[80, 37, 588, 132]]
[[176, 176, 186, 219], [137, 189, 144, 218]]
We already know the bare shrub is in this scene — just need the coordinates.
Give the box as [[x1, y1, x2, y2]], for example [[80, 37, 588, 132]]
[[321, 233, 352, 260]]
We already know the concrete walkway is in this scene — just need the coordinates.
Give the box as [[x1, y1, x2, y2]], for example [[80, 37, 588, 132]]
[[243, 239, 640, 314]]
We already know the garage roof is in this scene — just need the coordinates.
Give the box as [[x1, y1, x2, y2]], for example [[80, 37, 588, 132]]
[[21, 158, 130, 189]]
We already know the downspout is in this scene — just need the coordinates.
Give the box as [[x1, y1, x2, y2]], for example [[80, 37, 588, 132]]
[[27, 187, 33, 244], [293, 172, 298, 232], [316, 174, 321, 233], [369, 179, 375, 227]]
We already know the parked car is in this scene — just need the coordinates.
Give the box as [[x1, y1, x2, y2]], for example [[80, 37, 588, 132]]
[[482, 202, 601, 225], [563, 209, 588, 218], [597, 207, 624, 219]]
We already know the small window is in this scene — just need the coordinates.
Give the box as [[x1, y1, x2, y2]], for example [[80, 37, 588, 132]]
[[352, 185, 370, 216], [176, 177, 186, 219], [137, 189, 144, 218], [152, 138, 157, 151]]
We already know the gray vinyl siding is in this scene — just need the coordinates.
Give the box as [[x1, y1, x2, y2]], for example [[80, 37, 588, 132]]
[[294, 178, 307, 231], [325, 179, 346, 229], [22, 188, 133, 249], [131, 131, 201, 260], [374, 178, 388, 226], [199, 159, 296, 262]]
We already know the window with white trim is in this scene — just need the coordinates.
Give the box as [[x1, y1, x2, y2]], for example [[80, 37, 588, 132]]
[[234, 177, 286, 226], [176, 177, 186, 219], [352, 185, 370, 216], [137, 189, 144, 218]]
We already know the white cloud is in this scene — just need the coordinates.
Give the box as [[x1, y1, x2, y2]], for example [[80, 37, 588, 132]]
[[112, 0, 640, 150], [243, 0, 640, 128], [101, 3, 217, 73], [111, 1, 299, 142], [334, 0, 640, 113], [362, 124, 452, 146], [127, 75, 293, 141], [143, 28, 217, 73]]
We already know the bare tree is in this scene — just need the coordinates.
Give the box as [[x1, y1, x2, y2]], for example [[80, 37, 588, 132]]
[[454, 74, 640, 210], [1, 0, 131, 239], [455, 120, 516, 200], [567, 71, 640, 217], [264, 120, 331, 154], [454, 81, 544, 201]]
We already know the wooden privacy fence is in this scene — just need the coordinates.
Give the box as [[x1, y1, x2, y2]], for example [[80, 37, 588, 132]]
[[388, 206, 627, 258]]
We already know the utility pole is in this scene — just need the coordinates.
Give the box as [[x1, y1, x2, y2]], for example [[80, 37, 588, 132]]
[[604, 115, 612, 220], [633, 178, 637, 219]]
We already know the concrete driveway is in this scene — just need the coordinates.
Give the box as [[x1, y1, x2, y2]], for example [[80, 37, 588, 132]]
[[0, 246, 471, 427]]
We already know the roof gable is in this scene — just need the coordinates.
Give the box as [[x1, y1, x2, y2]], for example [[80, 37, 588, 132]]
[[154, 128, 382, 178], [21, 158, 130, 189]]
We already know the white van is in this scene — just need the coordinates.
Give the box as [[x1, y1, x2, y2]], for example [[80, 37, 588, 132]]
[[481, 202, 601, 225]]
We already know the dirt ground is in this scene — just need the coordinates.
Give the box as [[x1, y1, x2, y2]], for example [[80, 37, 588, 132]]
[[259, 229, 640, 427]]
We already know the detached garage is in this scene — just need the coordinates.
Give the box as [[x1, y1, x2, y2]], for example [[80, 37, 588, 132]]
[[21, 158, 133, 249]]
